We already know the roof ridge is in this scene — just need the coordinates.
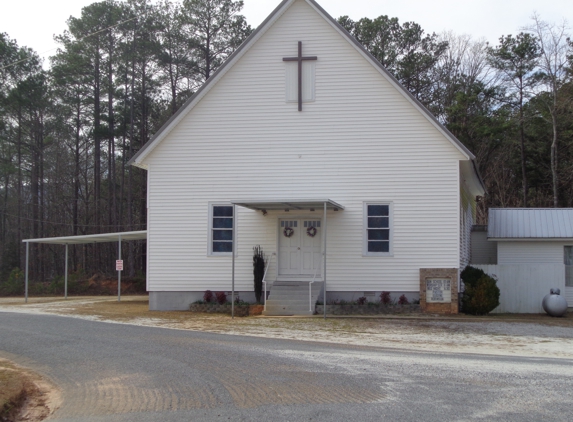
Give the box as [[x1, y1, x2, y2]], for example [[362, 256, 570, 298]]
[[128, 0, 482, 193]]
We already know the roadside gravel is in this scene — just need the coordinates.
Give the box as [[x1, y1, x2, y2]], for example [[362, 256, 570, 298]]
[[1, 296, 572, 360]]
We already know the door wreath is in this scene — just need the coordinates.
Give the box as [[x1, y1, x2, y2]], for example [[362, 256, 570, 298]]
[[306, 226, 318, 237], [283, 227, 294, 237]]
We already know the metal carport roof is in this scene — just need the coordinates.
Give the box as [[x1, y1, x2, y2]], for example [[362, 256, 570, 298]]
[[21, 230, 147, 302], [23, 230, 147, 245]]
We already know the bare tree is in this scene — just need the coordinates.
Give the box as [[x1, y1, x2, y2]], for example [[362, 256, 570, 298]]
[[526, 14, 570, 207]]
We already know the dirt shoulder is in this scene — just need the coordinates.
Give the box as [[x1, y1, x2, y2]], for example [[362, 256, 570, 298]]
[[0, 358, 60, 422], [1, 296, 572, 360]]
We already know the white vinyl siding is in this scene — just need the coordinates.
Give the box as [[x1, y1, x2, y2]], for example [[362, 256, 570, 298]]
[[494, 241, 573, 309], [470, 230, 497, 265], [473, 264, 566, 313], [497, 241, 572, 264], [143, 0, 468, 293]]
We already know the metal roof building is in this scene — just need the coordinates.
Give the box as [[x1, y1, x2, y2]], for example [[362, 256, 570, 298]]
[[488, 208, 573, 240]]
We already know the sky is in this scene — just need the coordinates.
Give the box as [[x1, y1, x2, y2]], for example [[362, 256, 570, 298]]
[[1, 0, 571, 65]]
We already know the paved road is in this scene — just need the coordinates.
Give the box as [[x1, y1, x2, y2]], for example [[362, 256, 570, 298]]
[[1, 312, 572, 421]]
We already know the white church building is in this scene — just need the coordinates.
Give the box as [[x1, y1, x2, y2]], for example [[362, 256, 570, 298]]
[[128, 0, 485, 313]]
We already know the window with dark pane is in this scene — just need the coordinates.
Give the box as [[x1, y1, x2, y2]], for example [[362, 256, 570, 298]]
[[212, 205, 233, 253], [566, 246, 573, 287], [367, 204, 390, 253]]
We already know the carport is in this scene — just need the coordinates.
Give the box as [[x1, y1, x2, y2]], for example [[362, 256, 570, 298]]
[[22, 231, 147, 303]]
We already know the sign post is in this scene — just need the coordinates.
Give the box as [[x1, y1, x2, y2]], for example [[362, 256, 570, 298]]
[[117, 235, 122, 302]]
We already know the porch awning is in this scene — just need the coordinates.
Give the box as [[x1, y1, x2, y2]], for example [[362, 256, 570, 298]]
[[231, 199, 344, 212], [22, 230, 147, 245]]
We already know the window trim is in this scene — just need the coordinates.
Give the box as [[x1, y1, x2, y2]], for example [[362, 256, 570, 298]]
[[208, 202, 235, 256], [362, 202, 393, 257]]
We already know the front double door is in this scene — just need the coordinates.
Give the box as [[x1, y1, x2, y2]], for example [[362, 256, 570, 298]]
[[278, 219, 322, 277]]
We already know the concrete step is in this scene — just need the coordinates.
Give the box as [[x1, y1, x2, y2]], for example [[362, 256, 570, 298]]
[[263, 310, 313, 316], [263, 305, 314, 315], [267, 302, 314, 312], [265, 306, 314, 313], [263, 281, 323, 316], [270, 286, 322, 291], [266, 298, 316, 305], [270, 281, 323, 287], [267, 292, 320, 299]]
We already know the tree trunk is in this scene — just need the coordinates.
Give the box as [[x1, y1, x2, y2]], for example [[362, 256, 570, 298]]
[[519, 85, 528, 207], [108, 26, 116, 230], [17, 106, 22, 268], [94, 39, 102, 231], [550, 109, 558, 207]]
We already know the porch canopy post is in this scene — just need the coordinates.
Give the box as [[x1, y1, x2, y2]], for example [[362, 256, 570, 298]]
[[118, 235, 122, 302], [323, 201, 327, 319], [25, 241, 29, 303], [232, 204, 236, 319], [64, 244, 69, 299]]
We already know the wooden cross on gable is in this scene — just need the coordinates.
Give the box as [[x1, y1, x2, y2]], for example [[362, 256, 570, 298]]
[[283, 41, 317, 111]]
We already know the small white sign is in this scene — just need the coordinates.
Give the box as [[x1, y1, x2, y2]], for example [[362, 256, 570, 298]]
[[116, 260, 124, 271], [426, 278, 452, 303]]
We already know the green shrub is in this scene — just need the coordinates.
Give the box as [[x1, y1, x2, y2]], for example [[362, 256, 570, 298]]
[[460, 266, 486, 287], [461, 265, 500, 315], [0, 268, 25, 296], [29, 282, 47, 296]]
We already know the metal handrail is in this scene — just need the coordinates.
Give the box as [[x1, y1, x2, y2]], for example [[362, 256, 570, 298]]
[[309, 264, 319, 312], [263, 253, 275, 312]]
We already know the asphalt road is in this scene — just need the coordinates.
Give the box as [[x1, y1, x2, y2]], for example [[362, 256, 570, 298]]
[[1, 312, 572, 422]]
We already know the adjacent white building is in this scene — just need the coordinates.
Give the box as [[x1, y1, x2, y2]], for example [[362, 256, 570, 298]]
[[129, 0, 485, 312], [472, 208, 573, 312]]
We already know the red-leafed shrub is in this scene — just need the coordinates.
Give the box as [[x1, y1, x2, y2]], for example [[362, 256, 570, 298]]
[[215, 291, 227, 305], [203, 290, 214, 303], [357, 296, 367, 305], [380, 291, 391, 305], [398, 294, 409, 305]]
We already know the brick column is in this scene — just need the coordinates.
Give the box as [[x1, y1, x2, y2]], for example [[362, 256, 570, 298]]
[[420, 268, 459, 314]]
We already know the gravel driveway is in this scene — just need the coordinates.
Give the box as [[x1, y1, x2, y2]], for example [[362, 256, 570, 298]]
[[1, 296, 572, 359], [1, 311, 573, 421]]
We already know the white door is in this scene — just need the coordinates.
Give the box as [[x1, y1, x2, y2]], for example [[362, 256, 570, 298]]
[[279, 219, 322, 276]]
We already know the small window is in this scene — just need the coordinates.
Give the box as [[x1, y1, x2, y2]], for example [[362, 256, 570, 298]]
[[210, 204, 233, 255], [565, 246, 573, 287], [364, 203, 392, 255], [285, 61, 316, 103]]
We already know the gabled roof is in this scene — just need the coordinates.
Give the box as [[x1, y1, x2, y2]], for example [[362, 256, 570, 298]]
[[128, 0, 482, 192], [488, 208, 573, 240]]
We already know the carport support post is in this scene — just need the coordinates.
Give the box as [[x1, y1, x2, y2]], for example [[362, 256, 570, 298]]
[[25, 242, 29, 303], [231, 204, 236, 319], [64, 244, 68, 299], [323, 202, 327, 319], [118, 235, 122, 302]]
